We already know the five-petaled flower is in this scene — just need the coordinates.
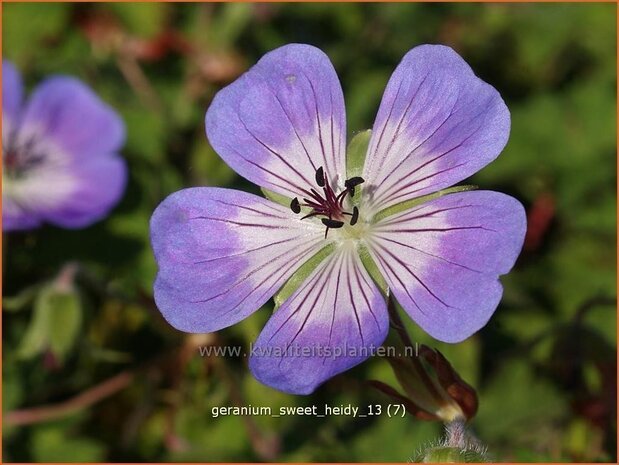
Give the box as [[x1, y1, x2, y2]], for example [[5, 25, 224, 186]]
[[2, 61, 127, 231], [151, 44, 526, 394]]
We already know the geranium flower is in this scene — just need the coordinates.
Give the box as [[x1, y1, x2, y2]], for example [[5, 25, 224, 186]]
[[151, 44, 526, 394], [2, 61, 126, 231]]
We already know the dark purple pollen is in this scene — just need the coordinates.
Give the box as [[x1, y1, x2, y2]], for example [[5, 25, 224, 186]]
[[289, 166, 364, 238]]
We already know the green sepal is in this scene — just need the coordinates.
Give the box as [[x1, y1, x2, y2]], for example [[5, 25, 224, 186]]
[[273, 243, 335, 310], [17, 288, 52, 360], [18, 285, 82, 361], [261, 188, 291, 207], [357, 243, 389, 298], [346, 129, 372, 179], [48, 290, 82, 360], [346, 130, 372, 206], [373, 185, 479, 222], [2, 283, 43, 312]]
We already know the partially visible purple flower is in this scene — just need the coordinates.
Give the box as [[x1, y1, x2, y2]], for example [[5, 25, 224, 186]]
[[2, 61, 127, 231], [151, 44, 527, 394]]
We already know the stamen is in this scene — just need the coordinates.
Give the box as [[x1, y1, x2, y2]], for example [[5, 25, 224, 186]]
[[309, 189, 324, 202], [300, 211, 320, 220], [345, 177, 365, 189], [302, 198, 323, 209], [288, 168, 364, 237], [315, 167, 325, 187], [323, 184, 337, 206], [290, 197, 301, 214], [321, 218, 344, 239], [350, 206, 359, 226], [321, 218, 344, 228], [344, 176, 365, 197]]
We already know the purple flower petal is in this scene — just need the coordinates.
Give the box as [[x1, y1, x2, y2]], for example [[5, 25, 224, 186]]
[[249, 248, 388, 394], [19, 76, 125, 158], [367, 191, 526, 343], [206, 44, 346, 199], [151, 187, 326, 333], [39, 154, 127, 228], [362, 45, 510, 213], [2, 60, 23, 137], [3, 197, 42, 231]]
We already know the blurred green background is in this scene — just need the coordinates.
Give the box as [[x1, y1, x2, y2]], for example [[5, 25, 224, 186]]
[[2, 2, 617, 462]]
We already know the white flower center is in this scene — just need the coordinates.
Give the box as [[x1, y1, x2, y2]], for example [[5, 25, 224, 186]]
[[2, 128, 77, 210]]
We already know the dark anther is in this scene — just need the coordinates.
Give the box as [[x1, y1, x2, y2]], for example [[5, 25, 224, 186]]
[[344, 177, 364, 189], [350, 206, 359, 226], [290, 197, 301, 214], [321, 218, 344, 229], [344, 176, 364, 197], [315, 166, 325, 187]]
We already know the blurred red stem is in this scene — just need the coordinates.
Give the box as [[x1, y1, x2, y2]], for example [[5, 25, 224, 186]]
[[4, 339, 191, 427], [5, 370, 134, 426], [116, 52, 163, 113]]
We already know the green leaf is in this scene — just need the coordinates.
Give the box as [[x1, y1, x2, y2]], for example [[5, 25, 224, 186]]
[[124, 108, 166, 163], [273, 244, 335, 310], [32, 423, 105, 462], [109, 3, 168, 38], [190, 138, 236, 187], [209, 3, 254, 48], [373, 185, 478, 222], [3, 3, 69, 63], [261, 188, 292, 208], [346, 129, 372, 179], [475, 360, 567, 442]]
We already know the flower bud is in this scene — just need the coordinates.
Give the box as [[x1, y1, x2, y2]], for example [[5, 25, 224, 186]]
[[372, 299, 478, 422]]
